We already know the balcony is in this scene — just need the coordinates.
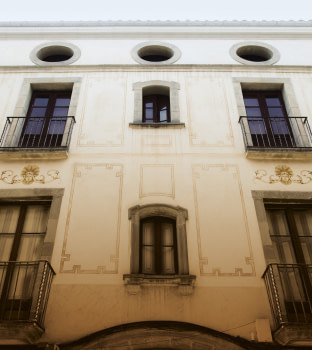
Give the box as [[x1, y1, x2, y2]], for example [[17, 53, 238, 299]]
[[239, 116, 312, 159], [0, 116, 75, 160], [0, 260, 55, 344], [263, 263, 312, 346]]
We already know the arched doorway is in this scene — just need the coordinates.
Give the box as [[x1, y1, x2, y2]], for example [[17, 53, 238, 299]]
[[60, 321, 251, 350]]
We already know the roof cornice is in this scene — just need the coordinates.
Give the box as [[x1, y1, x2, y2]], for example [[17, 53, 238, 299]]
[[0, 20, 311, 40], [0, 20, 311, 27]]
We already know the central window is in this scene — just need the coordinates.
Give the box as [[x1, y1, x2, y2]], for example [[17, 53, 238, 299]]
[[140, 217, 177, 274], [143, 95, 170, 123]]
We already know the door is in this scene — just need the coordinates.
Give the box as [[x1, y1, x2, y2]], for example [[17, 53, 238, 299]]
[[20, 90, 71, 147], [243, 91, 294, 147], [266, 204, 312, 322], [0, 202, 50, 320]]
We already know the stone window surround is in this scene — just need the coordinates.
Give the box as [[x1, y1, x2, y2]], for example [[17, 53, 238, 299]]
[[252, 190, 312, 346], [1, 77, 82, 156], [233, 77, 300, 118], [252, 190, 312, 265], [30, 41, 81, 66], [124, 204, 195, 295], [233, 77, 306, 157], [0, 188, 64, 262], [130, 80, 184, 128], [13, 77, 82, 117], [230, 41, 280, 66]]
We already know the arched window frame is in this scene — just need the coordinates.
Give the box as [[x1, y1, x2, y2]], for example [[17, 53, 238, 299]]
[[124, 204, 195, 295], [130, 81, 184, 128]]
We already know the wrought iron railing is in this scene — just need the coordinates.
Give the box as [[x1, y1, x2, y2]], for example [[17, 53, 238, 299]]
[[263, 264, 312, 329], [239, 116, 312, 149], [0, 260, 55, 328], [0, 116, 75, 149]]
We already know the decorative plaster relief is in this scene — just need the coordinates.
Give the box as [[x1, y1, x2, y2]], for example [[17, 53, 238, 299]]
[[192, 164, 255, 276], [60, 163, 123, 274], [186, 77, 234, 147], [139, 164, 175, 198], [255, 165, 312, 185], [78, 76, 126, 147], [0, 165, 59, 185]]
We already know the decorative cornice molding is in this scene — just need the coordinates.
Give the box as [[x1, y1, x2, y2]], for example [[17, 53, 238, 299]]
[[0, 20, 312, 27], [0, 20, 311, 40]]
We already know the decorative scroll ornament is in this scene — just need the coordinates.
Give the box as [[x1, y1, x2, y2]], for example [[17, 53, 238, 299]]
[[255, 165, 312, 185], [0, 165, 60, 185]]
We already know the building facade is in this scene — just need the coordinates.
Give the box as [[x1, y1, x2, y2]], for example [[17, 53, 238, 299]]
[[0, 20, 312, 349]]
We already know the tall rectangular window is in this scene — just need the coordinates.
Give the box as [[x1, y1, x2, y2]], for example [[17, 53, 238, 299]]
[[140, 217, 177, 275], [20, 90, 72, 147], [0, 201, 51, 320], [266, 204, 312, 322], [243, 91, 294, 147]]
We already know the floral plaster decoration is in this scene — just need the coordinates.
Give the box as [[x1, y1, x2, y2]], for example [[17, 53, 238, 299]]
[[255, 165, 312, 185], [0, 165, 60, 185]]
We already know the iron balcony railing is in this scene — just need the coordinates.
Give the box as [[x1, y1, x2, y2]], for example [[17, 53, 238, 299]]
[[239, 116, 312, 150], [0, 260, 55, 328], [0, 116, 75, 150], [263, 264, 312, 329]]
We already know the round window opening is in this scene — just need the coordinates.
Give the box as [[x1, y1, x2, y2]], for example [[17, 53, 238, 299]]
[[30, 42, 81, 66], [138, 46, 173, 62], [230, 42, 279, 65], [37, 46, 74, 63], [236, 45, 272, 62], [132, 42, 181, 65]]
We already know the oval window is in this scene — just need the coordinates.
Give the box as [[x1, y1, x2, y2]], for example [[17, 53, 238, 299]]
[[132, 42, 181, 65], [138, 46, 173, 62], [230, 42, 280, 65], [30, 42, 80, 66]]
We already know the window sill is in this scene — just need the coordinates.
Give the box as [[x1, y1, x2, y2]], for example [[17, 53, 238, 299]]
[[0, 320, 44, 344], [129, 122, 185, 129], [0, 148, 69, 160], [123, 274, 196, 295], [245, 147, 312, 160], [274, 323, 312, 346]]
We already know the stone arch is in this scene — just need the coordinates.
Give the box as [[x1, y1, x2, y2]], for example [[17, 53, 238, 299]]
[[61, 321, 251, 350]]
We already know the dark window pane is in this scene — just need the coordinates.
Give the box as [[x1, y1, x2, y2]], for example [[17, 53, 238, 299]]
[[52, 107, 69, 117], [33, 98, 49, 107], [246, 107, 262, 117], [266, 97, 281, 107], [48, 118, 67, 135], [55, 98, 71, 107], [25, 118, 44, 134], [244, 98, 260, 107], [30, 108, 47, 117], [268, 107, 284, 117], [248, 119, 267, 134], [271, 120, 290, 134]]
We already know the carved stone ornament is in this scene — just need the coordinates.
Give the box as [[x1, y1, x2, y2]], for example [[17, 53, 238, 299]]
[[0, 165, 60, 185], [123, 274, 196, 296], [255, 165, 312, 185]]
